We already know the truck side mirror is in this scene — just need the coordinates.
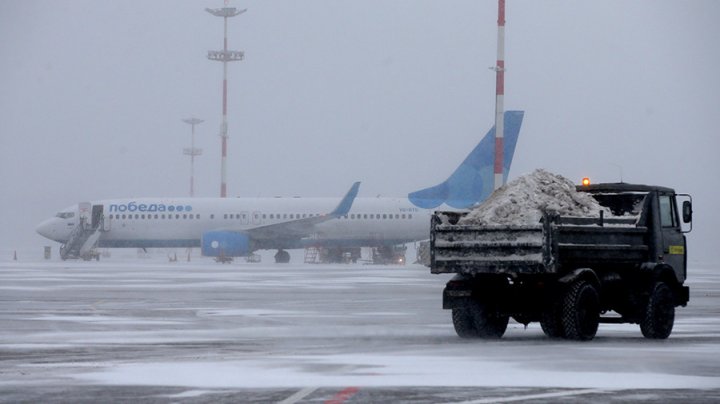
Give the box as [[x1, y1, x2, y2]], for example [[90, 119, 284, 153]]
[[682, 201, 692, 223]]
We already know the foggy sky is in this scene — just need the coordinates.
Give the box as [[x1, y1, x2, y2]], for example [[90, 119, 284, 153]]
[[1, 1, 718, 262]]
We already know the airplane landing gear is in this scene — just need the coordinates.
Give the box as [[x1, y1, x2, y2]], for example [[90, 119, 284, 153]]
[[274, 249, 291, 264]]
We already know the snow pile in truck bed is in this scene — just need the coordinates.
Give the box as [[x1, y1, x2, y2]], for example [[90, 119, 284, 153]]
[[459, 169, 611, 226]]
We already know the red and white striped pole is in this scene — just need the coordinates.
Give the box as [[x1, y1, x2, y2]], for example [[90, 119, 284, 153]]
[[206, 6, 245, 198], [493, 0, 506, 191]]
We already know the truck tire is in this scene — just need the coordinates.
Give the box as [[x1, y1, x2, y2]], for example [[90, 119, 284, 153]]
[[452, 300, 508, 339], [561, 280, 600, 341], [640, 282, 675, 339]]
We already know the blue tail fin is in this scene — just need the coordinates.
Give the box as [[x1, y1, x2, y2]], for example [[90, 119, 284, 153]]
[[408, 110, 524, 209]]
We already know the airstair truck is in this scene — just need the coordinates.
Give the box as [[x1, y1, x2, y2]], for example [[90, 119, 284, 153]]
[[430, 182, 692, 341]]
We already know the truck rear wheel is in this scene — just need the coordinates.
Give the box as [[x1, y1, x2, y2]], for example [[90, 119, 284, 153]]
[[640, 282, 675, 339], [562, 280, 600, 341], [452, 300, 508, 339]]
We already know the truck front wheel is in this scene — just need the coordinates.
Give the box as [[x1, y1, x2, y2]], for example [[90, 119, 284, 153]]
[[452, 300, 508, 339], [562, 280, 600, 341], [640, 282, 675, 339]]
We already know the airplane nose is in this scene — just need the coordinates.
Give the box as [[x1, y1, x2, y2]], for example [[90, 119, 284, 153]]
[[36, 219, 56, 240]]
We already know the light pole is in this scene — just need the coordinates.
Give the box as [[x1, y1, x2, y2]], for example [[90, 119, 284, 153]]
[[206, 6, 246, 198], [183, 118, 204, 197]]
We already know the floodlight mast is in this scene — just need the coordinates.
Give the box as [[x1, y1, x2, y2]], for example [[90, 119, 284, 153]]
[[206, 6, 246, 198], [182, 118, 204, 197], [493, 0, 506, 191]]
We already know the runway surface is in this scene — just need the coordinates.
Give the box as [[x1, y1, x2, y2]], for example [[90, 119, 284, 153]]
[[1, 253, 719, 402]]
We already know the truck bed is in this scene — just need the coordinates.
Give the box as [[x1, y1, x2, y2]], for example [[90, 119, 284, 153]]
[[430, 211, 647, 276]]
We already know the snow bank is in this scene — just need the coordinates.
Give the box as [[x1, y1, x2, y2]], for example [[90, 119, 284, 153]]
[[460, 169, 611, 226]]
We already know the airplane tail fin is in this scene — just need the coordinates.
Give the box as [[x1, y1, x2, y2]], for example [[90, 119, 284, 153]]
[[408, 110, 524, 209], [330, 181, 361, 217]]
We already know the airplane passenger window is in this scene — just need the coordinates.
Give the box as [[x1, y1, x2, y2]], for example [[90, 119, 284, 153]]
[[290, 214, 294, 219], [302, 214, 307, 218], [121, 214, 126, 219], [135, 214, 140, 219], [210, 214, 214, 219], [408, 214, 413, 219], [176, 214, 180, 219], [382, 214, 387, 219], [395, 214, 400, 219]]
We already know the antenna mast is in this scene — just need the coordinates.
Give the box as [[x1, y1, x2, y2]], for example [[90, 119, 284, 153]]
[[183, 118, 204, 197]]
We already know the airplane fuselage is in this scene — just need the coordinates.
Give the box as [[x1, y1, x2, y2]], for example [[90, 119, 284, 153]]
[[37, 197, 431, 250]]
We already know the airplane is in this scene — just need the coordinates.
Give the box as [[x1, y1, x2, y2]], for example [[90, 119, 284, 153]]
[[36, 111, 524, 264]]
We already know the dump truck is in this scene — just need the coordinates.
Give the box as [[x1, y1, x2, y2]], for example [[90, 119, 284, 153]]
[[430, 182, 693, 340]]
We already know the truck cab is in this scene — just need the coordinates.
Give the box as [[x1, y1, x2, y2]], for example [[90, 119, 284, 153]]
[[582, 183, 692, 291]]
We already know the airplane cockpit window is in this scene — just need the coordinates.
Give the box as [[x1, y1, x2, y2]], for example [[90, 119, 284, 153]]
[[56, 212, 75, 219]]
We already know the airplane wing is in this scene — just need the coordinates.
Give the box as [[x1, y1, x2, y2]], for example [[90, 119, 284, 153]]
[[241, 182, 360, 241]]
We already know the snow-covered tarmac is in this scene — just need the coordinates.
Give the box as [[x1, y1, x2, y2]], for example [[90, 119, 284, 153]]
[[1, 254, 719, 402]]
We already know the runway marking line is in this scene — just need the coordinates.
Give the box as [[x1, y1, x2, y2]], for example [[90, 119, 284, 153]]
[[277, 387, 317, 404], [325, 386, 360, 404], [447, 388, 609, 404]]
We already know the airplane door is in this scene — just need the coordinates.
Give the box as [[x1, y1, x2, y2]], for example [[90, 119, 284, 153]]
[[91, 205, 104, 230]]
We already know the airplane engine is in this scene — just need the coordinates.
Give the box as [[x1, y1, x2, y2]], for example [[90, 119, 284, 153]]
[[201, 231, 251, 257]]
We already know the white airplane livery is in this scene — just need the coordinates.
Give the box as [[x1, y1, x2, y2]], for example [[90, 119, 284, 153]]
[[37, 111, 524, 263]]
